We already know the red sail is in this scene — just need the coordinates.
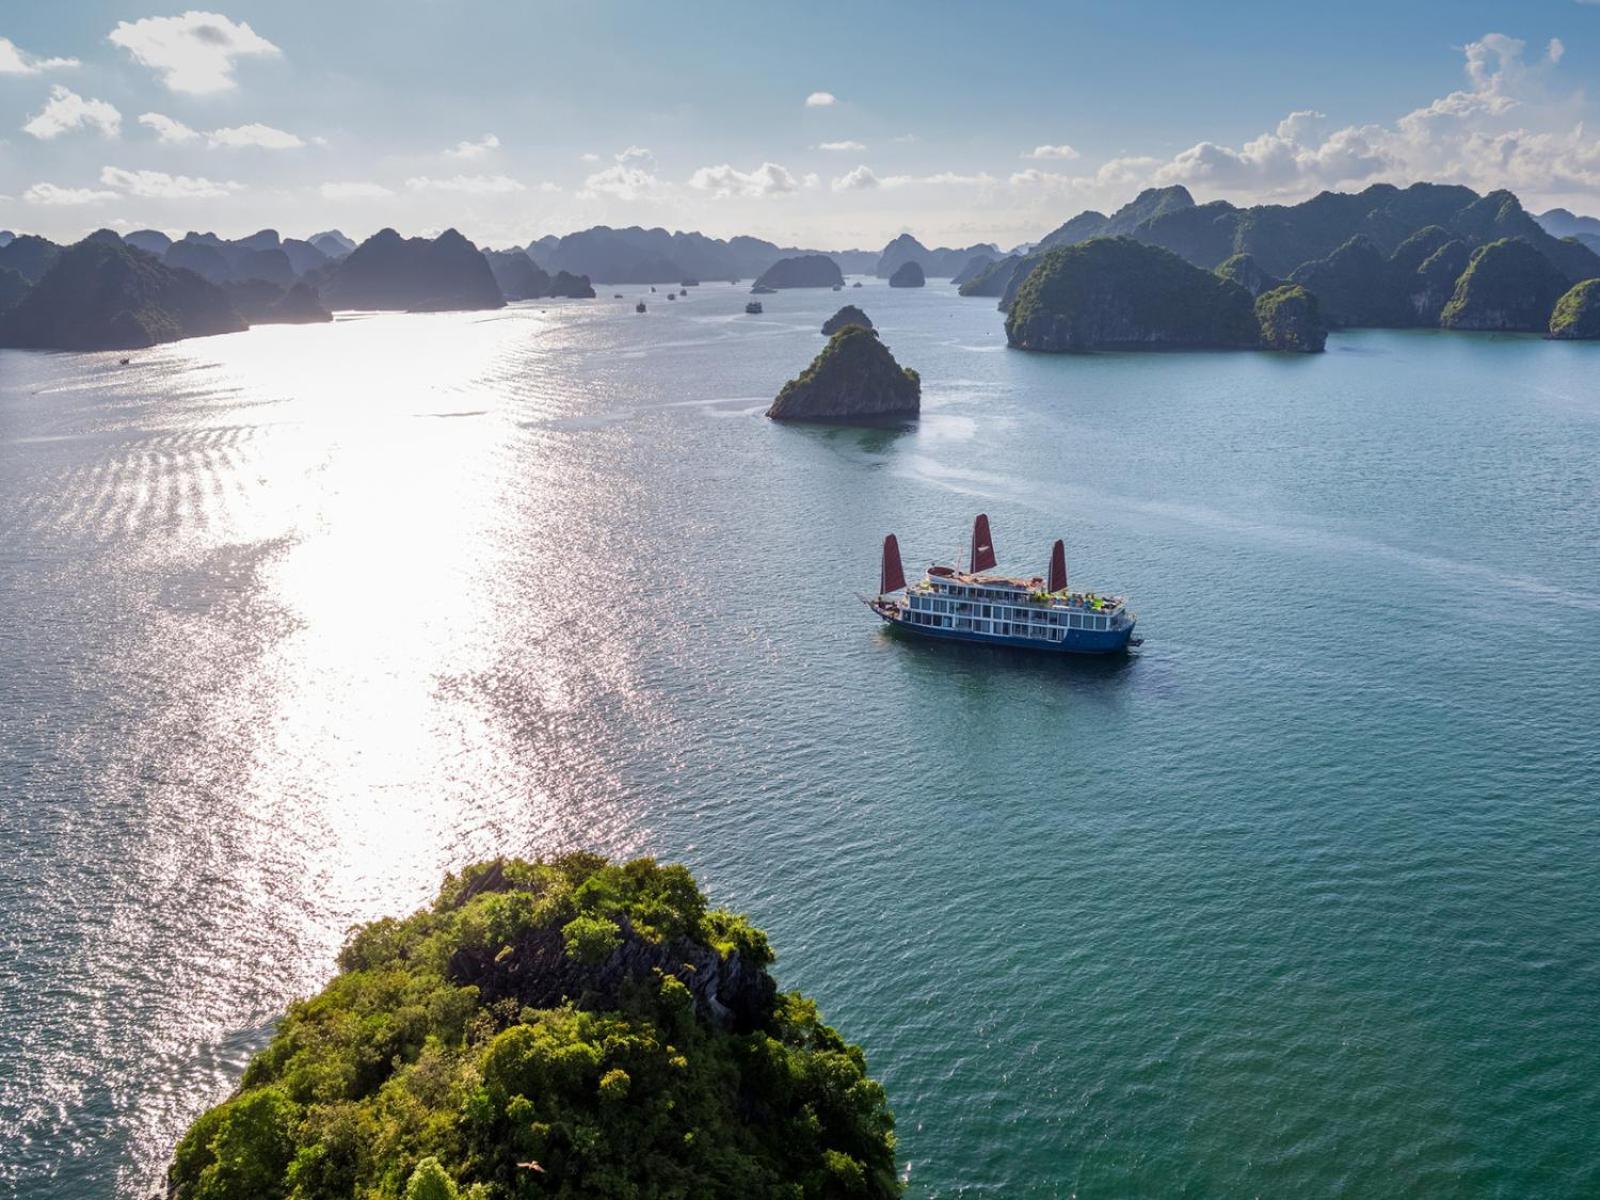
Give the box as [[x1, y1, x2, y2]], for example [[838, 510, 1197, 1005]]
[[970, 514, 997, 573], [1047, 538, 1067, 592], [880, 534, 906, 594]]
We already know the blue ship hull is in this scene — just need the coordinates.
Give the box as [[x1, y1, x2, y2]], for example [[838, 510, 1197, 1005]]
[[876, 608, 1135, 655]]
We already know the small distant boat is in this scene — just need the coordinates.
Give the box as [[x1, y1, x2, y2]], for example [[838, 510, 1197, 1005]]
[[667, 292, 676, 301], [118, 357, 131, 365], [636, 301, 647, 313], [650, 286, 657, 293], [613, 293, 623, 299], [680, 279, 699, 288], [852, 281, 863, 288], [864, 514, 1138, 654], [832, 284, 842, 291], [745, 301, 763, 314]]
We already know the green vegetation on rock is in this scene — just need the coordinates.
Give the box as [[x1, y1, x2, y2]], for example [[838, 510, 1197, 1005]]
[[1254, 284, 1328, 352], [1548, 278, 1600, 339], [767, 325, 919, 422], [168, 854, 899, 1200], [1005, 237, 1261, 352], [1440, 237, 1573, 332], [0, 238, 246, 351], [1287, 236, 1415, 328]]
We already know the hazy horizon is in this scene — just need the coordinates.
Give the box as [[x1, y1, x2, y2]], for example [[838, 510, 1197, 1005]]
[[4, 2, 1600, 250]]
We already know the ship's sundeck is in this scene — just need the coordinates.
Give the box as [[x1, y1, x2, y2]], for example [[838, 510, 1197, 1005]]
[[917, 566, 1126, 614]]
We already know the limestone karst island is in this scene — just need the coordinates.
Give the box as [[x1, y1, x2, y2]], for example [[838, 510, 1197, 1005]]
[[4, 6, 1600, 1200]]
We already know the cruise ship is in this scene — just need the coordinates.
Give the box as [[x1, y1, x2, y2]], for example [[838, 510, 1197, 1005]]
[[866, 515, 1138, 654]]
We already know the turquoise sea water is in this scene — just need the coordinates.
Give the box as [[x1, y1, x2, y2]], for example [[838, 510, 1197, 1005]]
[[2, 283, 1598, 1197]]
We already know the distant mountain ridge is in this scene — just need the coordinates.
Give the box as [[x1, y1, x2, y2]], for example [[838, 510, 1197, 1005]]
[[1034, 182, 1600, 284], [525, 225, 877, 284], [875, 233, 999, 279]]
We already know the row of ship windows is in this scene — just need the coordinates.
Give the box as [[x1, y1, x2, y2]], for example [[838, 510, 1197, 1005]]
[[911, 598, 1112, 631], [906, 613, 1101, 638]]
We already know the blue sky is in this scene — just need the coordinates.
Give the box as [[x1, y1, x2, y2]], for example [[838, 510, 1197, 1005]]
[[3, 1, 1599, 248]]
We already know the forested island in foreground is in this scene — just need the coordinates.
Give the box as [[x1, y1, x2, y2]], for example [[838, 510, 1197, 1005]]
[[1, 180, 1597, 353], [167, 855, 899, 1200]]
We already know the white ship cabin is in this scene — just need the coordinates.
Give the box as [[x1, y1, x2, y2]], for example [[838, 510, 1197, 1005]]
[[902, 567, 1128, 640]]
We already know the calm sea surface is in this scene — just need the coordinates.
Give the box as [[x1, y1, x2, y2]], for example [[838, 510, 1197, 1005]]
[[2, 282, 1599, 1197]]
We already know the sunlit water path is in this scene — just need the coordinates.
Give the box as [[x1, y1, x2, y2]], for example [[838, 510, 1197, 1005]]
[[3, 284, 1599, 1196]]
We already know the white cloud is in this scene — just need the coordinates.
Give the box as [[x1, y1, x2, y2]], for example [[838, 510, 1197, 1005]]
[[580, 152, 601, 163], [688, 161, 799, 198], [207, 122, 303, 149], [803, 172, 821, 189], [1007, 32, 1600, 213], [321, 181, 393, 200], [0, 37, 79, 74], [137, 114, 305, 148], [817, 140, 866, 152], [831, 167, 993, 192], [898, 171, 996, 187], [615, 145, 655, 166], [805, 91, 837, 107], [581, 163, 663, 200], [100, 166, 240, 199], [447, 133, 500, 159], [1023, 144, 1079, 160], [832, 164, 879, 191], [108, 11, 280, 94], [1144, 34, 1589, 198], [23, 182, 117, 205], [139, 112, 199, 143], [23, 86, 122, 140], [406, 174, 527, 194]]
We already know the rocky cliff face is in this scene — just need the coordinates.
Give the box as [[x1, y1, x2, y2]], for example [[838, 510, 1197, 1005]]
[[1440, 237, 1572, 332], [0, 239, 245, 350], [451, 917, 775, 1034], [323, 227, 505, 312], [1548, 278, 1600, 339], [767, 325, 920, 422], [888, 260, 925, 288], [1214, 253, 1280, 298], [1006, 237, 1260, 352], [752, 253, 844, 289], [1405, 236, 1471, 323], [822, 304, 872, 335]]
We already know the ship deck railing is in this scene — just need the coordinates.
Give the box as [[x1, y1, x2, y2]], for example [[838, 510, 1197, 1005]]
[[911, 576, 1125, 615]]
